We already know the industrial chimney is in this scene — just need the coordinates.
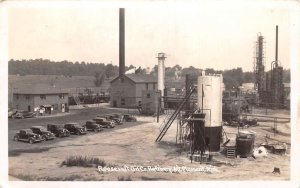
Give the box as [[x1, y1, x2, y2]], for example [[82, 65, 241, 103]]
[[275, 25, 278, 66], [157, 53, 166, 96], [119, 8, 125, 75]]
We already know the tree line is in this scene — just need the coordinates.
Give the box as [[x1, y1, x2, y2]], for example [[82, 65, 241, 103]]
[[9, 59, 120, 78], [9, 59, 290, 89]]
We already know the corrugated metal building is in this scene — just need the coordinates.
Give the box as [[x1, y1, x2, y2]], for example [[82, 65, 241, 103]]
[[12, 84, 69, 114], [109, 74, 157, 108]]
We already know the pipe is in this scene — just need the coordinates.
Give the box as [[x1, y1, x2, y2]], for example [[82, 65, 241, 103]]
[[119, 8, 125, 75], [275, 25, 278, 66]]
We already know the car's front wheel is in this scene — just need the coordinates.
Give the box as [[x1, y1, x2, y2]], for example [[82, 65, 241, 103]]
[[76, 131, 81, 135], [28, 138, 34, 144], [13, 136, 19, 141]]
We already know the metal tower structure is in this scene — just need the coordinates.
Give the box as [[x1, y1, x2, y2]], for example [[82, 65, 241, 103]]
[[253, 33, 266, 104], [269, 25, 284, 107]]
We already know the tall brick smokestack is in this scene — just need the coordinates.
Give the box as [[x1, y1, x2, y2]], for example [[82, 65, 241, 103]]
[[119, 8, 125, 75]]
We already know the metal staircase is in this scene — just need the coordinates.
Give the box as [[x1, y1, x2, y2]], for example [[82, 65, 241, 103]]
[[155, 86, 196, 142]]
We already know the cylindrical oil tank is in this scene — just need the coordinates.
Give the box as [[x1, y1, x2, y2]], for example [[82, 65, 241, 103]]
[[197, 75, 223, 152], [236, 131, 256, 158], [192, 113, 206, 153]]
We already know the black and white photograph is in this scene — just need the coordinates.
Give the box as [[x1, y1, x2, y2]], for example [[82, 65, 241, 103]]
[[0, 0, 299, 187]]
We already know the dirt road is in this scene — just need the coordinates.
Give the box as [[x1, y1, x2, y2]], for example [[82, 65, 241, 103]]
[[8, 107, 290, 181]]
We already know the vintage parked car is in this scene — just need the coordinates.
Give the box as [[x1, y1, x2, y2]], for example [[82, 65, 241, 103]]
[[123, 114, 137, 122], [47, 124, 70, 137], [30, 126, 56, 141], [84, 120, 103, 132], [97, 114, 122, 125], [13, 129, 43, 144], [13, 111, 36, 119], [64, 122, 87, 135], [111, 113, 124, 122], [8, 109, 16, 118], [93, 117, 115, 128]]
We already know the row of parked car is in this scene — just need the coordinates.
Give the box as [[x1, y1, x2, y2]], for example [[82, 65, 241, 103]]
[[9, 110, 36, 119], [13, 113, 137, 144]]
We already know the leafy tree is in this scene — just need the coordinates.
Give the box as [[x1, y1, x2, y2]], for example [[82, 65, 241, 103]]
[[243, 72, 254, 83], [150, 65, 158, 76], [223, 67, 244, 89], [181, 66, 200, 77], [105, 63, 117, 78], [204, 68, 222, 75], [94, 72, 105, 87], [135, 66, 146, 74]]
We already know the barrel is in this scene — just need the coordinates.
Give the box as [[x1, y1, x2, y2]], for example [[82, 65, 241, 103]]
[[236, 131, 255, 158]]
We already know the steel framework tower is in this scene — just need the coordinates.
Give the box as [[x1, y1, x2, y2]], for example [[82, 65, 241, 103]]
[[253, 33, 266, 104]]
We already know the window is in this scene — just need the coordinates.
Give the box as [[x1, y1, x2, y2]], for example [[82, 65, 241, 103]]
[[146, 83, 149, 90], [25, 95, 30, 100], [40, 95, 46, 100], [147, 93, 151, 98], [121, 98, 125, 106], [16, 94, 19, 100], [53, 104, 58, 110], [59, 94, 64, 99], [153, 84, 155, 90], [120, 78, 124, 83]]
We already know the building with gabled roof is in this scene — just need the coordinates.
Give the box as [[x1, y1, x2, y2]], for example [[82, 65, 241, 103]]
[[109, 74, 157, 108], [12, 84, 69, 114]]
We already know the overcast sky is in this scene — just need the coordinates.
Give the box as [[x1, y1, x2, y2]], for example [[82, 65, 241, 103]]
[[8, 1, 295, 71]]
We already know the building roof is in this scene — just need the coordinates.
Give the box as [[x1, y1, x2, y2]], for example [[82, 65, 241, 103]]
[[111, 74, 157, 84], [13, 84, 69, 95]]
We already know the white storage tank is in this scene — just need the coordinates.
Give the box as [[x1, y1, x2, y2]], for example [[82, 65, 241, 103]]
[[197, 74, 223, 152]]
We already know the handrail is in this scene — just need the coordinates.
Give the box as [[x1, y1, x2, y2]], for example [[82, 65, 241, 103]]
[[155, 86, 196, 142]]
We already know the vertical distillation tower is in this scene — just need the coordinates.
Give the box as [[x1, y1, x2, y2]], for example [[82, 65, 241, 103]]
[[197, 74, 223, 152], [254, 33, 266, 104], [270, 25, 284, 107], [157, 53, 166, 109]]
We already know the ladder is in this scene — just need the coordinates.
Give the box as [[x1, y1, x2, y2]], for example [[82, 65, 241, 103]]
[[155, 86, 196, 142], [226, 146, 236, 158]]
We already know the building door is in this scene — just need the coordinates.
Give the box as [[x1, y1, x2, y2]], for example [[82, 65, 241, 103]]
[[113, 101, 117, 107], [61, 103, 65, 113], [28, 105, 31, 112]]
